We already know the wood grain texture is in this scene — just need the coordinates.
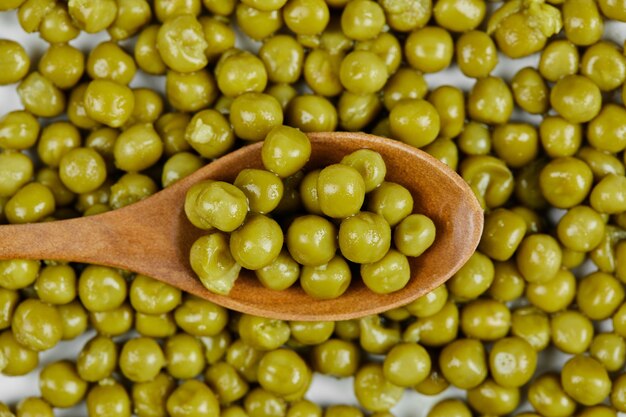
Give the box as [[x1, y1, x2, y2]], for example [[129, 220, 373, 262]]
[[0, 132, 483, 320]]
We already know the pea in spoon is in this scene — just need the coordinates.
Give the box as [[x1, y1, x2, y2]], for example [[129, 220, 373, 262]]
[[0, 132, 483, 321]]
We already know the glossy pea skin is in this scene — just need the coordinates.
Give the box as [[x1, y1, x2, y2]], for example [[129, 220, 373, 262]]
[[0, 153, 33, 198], [338, 212, 390, 264], [316, 164, 365, 219], [581, 41, 626, 91], [166, 70, 217, 113], [0, 259, 40, 290], [157, 15, 208, 73], [551, 309, 594, 354], [404, 301, 458, 347], [404, 284, 448, 318], [557, 205, 605, 252], [528, 373, 577, 417], [303, 49, 343, 98], [0, 40, 30, 85], [539, 40, 579, 82], [447, 251, 494, 301], [237, 5, 282, 42], [166, 380, 220, 417], [255, 249, 300, 291], [434, 0, 485, 32], [511, 68, 549, 115], [76, 335, 117, 382], [35, 264, 76, 305], [0, 111, 39, 151], [0, 288, 19, 330], [405, 26, 453, 73], [460, 299, 510, 341], [562, 355, 611, 406], [539, 116, 582, 158], [135, 25, 167, 75], [455, 30, 498, 79], [466, 378, 520, 416], [238, 314, 290, 352], [234, 169, 283, 215], [162, 152, 203, 188], [587, 104, 626, 153], [354, 363, 404, 412], [231, 93, 284, 142], [78, 265, 127, 312], [0, 329, 38, 376], [130, 274, 181, 314], [439, 338, 487, 389], [562, 0, 604, 46], [311, 338, 360, 377], [258, 349, 309, 396], [576, 271, 625, 320], [216, 50, 267, 97], [135, 312, 177, 339], [394, 214, 436, 258], [489, 336, 537, 388], [590, 174, 626, 214], [4, 183, 55, 224], [108, 0, 152, 40], [301, 255, 352, 300], [204, 361, 250, 405], [119, 337, 165, 383], [57, 301, 88, 341], [361, 249, 410, 294], [428, 86, 465, 139], [230, 214, 283, 270], [67, 0, 117, 33], [39, 360, 88, 408], [427, 399, 472, 417], [339, 50, 388, 94], [184, 109, 234, 158], [132, 373, 175, 417], [84, 80, 135, 128], [340, 0, 385, 41], [12, 299, 62, 352], [16, 396, 54, 417], [550, 75, 602, 124], [17, 72, 66, 118], [289, 320, 334, 345], [382, 68, 428, 111], [174, 296, 228, 337], [590, 333, 626, 372], [479, 208, 526, 261], [190, 232, 241, 295], [86, 383, 131, 417], [287, 215, 337, 266], [165, 333, 206, 379], [539, 156, 593, 209], [526, 268, 576, 313], [389, 99, 440, 149], [286, 95, 338, 133], [192, 181, 249, 232], [89, 303, 134, 337], [153, 0, 201, 21], [612, 373, 626, 413], [59, 148, 107, 194], [467, 76, 513, 125], [87, 41, 136, 85], [37, 122, 81, 169], [262, 125, 311, 178], [340, 150, 386, 193], [516, 233, 562, 283]]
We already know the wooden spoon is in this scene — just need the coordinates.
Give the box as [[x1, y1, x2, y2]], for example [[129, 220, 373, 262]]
[[0, 132, 483, 321]]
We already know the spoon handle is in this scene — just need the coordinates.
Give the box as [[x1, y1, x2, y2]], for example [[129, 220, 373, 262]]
[[0, 214, 130, 266]]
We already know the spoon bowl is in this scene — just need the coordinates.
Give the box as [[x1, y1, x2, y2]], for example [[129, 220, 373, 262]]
[[0, 132, 483, 321]]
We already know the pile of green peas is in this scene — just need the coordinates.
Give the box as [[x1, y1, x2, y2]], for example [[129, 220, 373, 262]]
[[185, 125, 436, 297], [0, 0, 626, 415]]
